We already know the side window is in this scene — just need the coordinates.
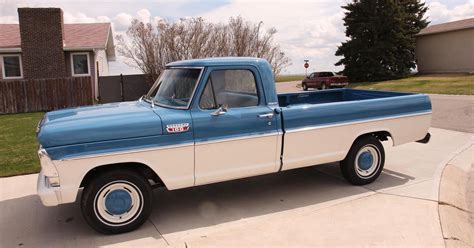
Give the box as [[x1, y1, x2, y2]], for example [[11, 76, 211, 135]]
[[200, 78, 216, 110], [199, 69, 259, 109]]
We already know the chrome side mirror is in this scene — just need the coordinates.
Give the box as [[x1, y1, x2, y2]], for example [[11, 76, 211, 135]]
[[211, 105, 228, 116]]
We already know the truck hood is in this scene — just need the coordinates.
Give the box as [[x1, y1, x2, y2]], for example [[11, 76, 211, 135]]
[[37, 101, 163, 148]]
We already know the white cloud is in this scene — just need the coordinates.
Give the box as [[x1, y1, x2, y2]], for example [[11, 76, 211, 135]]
[[200, 0, 347, 74], [63, 12, 110, 23], [114, 13, 134, 31], [136, 9, 152, 24], [426, 0, 474, 24], [0, 15, 18, 23], [1, 0, 472, 75]]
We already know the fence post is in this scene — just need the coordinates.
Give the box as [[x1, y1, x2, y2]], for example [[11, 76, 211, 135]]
[[120, 73, 125, 101]]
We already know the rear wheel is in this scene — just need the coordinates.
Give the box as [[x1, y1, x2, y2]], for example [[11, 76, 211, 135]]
[[81, 169, 153, 234], [302, 83, 308, 91], [340, 136, 385, 185]]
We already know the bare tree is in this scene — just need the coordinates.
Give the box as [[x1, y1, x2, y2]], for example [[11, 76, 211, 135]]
[[117, 16, 291, 80]]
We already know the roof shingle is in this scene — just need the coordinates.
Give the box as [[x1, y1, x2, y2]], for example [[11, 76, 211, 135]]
[[0, 23, 111, 49]]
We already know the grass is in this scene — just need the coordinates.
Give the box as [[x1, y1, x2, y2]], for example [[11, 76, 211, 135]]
[[275, 74, 305, 82], [349, 74, 474, 95], [0, 74, 472, 177], [0, 112, 44, 177]]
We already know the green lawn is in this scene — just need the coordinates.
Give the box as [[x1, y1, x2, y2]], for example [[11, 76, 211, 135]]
[[0, 112, 44, 177], [349, 74, 474, 95], [276, 74, 305, 82]]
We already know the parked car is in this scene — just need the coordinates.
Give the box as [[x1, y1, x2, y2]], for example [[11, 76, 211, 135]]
[[302, 71, 348, 91], [36, 57, 432, 234]]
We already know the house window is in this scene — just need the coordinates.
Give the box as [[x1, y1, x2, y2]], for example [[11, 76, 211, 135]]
[[71, 52, 90, 76], [1, 55, 23, 79]]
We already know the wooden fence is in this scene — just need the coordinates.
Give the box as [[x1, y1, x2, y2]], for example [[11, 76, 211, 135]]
[[0, 77, 93, 114]]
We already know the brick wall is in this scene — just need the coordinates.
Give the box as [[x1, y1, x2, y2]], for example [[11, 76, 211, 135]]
[[18, 8, 67, 79]]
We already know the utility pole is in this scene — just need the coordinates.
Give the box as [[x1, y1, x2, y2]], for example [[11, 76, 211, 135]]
[[304, 59, 309, 77]]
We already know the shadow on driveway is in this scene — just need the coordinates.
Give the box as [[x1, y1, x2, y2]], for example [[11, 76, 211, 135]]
[[0, 164, 415, 247]]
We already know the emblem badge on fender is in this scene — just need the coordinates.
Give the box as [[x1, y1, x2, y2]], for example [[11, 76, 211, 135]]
[[166, 123, 190, 133]]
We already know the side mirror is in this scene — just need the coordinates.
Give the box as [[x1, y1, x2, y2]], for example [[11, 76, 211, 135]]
[[211, 105, 228, 116]]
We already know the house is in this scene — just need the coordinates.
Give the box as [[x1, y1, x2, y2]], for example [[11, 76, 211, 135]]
[[0, 8, 115, 99], [415, 18, 474, 74]]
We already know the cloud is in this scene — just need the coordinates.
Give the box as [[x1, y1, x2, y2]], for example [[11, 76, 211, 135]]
[[1, 0, 472, 75], [426, 0, 474, 24], [200, 0, 347, 74], [114, 13, 134, 31], [136, 9, 152, 23], [0, 15, 18, 23], [63, 12, 111, 23]]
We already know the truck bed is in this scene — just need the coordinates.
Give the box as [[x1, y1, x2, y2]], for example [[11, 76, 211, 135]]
[[278, 88, 410, 107], [277, 88, 432, 171], [278, 89, 432, 146]]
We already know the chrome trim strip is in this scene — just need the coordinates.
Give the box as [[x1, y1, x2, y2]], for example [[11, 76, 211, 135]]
[[60, 142, 195, 161], [286, 111, 432, 133], [195, 132, 279, 146]]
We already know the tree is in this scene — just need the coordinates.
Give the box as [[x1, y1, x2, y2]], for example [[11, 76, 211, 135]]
[[117, 16, 291, 81], [335, 0, 428, 82]]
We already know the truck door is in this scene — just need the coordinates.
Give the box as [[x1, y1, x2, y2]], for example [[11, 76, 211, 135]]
[[191, 67, 280, 185]]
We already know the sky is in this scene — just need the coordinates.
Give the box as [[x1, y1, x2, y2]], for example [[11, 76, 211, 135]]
[[1, 0, 473, 75]]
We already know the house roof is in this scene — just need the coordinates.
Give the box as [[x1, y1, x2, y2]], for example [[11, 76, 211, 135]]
[[417, 18, 474, 36], [0, 24, 21, 49], [0, 23, 113, 52]]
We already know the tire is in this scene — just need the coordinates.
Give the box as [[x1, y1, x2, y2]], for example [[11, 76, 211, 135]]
[[81, 169, 153, 234], [302, 83, 308, 91], [340, 136, 385, 185], [321, 83, 327, 90]]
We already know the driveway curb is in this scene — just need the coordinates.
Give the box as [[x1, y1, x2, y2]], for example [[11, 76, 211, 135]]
[[438, 142, 474, 247]]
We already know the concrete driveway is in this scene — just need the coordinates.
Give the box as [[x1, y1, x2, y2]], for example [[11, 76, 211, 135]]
[[0, 128, 472, 247], [1, 83, 473, 247]]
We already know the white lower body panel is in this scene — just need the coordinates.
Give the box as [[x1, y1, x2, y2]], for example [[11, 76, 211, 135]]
[[282, 113, 431, 171]]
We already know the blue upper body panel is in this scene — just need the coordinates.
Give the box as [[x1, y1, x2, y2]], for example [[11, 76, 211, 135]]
[[38, 101, 162, 149], [37, 57, 432, 160], [278, 89, 432, 131]]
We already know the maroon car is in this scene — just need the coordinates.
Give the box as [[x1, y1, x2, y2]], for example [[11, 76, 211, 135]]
[[301, 72, 348, 91]]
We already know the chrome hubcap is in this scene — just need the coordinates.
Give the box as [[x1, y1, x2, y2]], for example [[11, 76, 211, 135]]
[[94, 181, 143, 226], [355, 145, 380, 178]]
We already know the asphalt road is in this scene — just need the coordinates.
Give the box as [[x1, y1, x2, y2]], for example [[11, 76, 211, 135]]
[[276, 81, 474, 133]]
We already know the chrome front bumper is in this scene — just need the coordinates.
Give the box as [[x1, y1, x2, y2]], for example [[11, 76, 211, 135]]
[[37, 148, 61, 206], [37, 170, 61, 206]]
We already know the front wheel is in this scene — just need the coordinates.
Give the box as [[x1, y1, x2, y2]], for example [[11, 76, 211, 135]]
[[81, 169, 153, 234], [340, 136, 385, 185]]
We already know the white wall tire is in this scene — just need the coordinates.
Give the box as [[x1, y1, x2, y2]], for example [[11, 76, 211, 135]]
[[81, 169, 153, 234], [340, 136, 385, 185]]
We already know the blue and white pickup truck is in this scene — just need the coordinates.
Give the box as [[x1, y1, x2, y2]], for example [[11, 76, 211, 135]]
[[36, 57, 432, 234]]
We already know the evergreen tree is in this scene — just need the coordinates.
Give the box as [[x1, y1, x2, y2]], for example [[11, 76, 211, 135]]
[[335, 0, 428, 82]]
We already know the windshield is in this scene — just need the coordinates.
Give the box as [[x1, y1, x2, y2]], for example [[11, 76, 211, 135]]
[[146, 68, 202, 109]]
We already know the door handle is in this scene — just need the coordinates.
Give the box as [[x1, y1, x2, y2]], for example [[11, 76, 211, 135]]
[[258, 112, 274, 119]]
